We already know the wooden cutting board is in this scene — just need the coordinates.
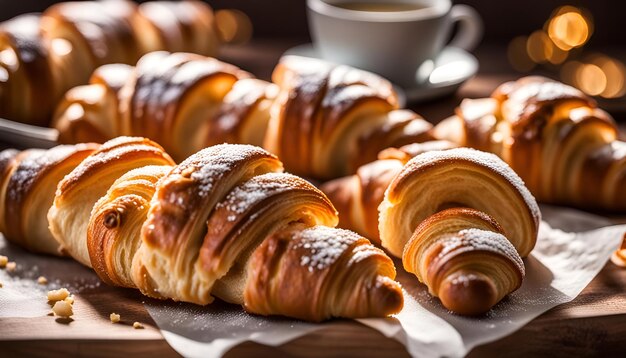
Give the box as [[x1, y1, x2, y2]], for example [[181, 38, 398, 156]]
[[1, 261, 625, 358]]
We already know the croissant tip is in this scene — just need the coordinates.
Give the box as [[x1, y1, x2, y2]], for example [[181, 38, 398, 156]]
[[438, 271, 497, 316], [372, 275, 404, 316]]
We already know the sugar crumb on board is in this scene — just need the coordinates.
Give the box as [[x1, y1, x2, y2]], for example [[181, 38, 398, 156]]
[[52, 300, 73, 318], [5, 261, 16, 272], [110, 313, 121, 323], [47, 288, 70, 301]]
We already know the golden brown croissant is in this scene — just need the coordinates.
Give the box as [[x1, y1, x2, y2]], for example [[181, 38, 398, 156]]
[[53, 51, 275, 162], [0, 15, 60, 126], [321, 140, 457, 244], [378, 148, 540, 315], [55, 53, 434, 179], [0, 0, 221, 126], [2, 137, 402, 321], [48, 137, 175, 266], [611, 233, 626, 268], [265, 56, 435, 179], [0, 144, 99, 255], [434, 76, 626, 211]]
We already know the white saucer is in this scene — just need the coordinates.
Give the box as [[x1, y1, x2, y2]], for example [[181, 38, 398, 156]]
[[283, 44, 479, 104]]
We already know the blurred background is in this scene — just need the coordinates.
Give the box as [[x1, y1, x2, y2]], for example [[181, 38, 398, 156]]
[[2, 0, 625, 119], [2, 1, 624, 45]]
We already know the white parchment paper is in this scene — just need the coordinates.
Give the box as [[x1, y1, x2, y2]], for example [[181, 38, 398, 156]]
[[0, 236, 100, 318], [0, 205, 624, 358]]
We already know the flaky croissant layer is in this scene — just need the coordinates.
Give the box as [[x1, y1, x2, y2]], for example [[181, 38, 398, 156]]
[[54, 53, 435, 179], [0, 0, 221, 126], [377, 148, 540, 315], [1, 137, 403, 322], [434, 76, 626, 211]]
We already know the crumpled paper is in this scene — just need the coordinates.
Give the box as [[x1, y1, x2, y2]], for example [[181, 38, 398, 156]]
[[1, 205, 623, 358]]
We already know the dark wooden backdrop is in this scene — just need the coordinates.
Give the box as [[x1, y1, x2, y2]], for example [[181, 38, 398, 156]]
[[0, 0, 624, 47]]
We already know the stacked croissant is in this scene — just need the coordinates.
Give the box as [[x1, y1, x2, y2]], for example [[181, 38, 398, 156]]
[[323, 145, 541, 315], [0, 0, 220, 126], [0, 137, 403, 322]]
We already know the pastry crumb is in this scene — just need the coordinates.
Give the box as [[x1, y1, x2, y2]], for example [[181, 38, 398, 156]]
[[133, 321, 144, 329], [0, 255, 7, 267], [5, 261, 16, 272], [110, 313, 120, 323], [37, 276, 48, 285], [52, 300, 73, 318], [47, 288, 70, 301], [64, 296, 74, 305]]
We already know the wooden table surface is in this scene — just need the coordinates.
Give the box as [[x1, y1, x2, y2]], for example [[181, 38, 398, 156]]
[[1, 40, 626, 357]]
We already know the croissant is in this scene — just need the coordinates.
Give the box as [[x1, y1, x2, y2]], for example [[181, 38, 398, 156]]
[[434, 76, 626, 211], [612, 233, 626, 268], [0, 143, 99, 255], [1, 137, 402, 321], [378, 148, 540, 315], [53, 51, 275, 161], [55, 53, 435, 179], [0, 0, 220, 126], [320, 140, 457, 244], [0, 15, 61, 126], [265, 56, 435, 179]]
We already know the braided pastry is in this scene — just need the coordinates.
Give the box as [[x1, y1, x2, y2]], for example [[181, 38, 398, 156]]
[[55, 53, 434, 179], [434, 76, 626, 211], [378, 148, 540, 315], [0, 0, 220, 126], [2, 137, 403, 321]]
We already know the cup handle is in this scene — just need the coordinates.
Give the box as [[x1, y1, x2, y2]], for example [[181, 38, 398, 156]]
[[448, 5, 483, 51]]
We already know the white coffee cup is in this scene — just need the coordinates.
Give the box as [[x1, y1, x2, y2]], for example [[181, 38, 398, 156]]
[[307, 0, 482, 87]]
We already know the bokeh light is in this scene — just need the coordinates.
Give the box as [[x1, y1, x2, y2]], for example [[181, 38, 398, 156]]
[[561, 56, 626, 99], [508, 36, 535, 72], [547, 6, 592, 50], [593, 55, 626, 98], [508, 5, 624, 99], [215, 9, 253, 45], [576, 63, 606, 96], [526, 30, 552, 63]]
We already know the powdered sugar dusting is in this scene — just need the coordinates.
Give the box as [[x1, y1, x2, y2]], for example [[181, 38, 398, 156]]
[[174, 144, 277, 198], [438, 228, 525, 275], [402, 148, 541, 224], [293, 226, 360, 272], [215, 173, 307, 221], [505, 79, 587, 122], [347, 244, 382, 267], [7, 144, 94, 203]]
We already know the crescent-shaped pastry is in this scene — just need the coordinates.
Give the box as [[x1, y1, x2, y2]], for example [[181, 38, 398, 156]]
[[2, 138, 403, 322], [0, 0, 222, 125], [434, 76, 626, 211], [379, 148, 540, 315]]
